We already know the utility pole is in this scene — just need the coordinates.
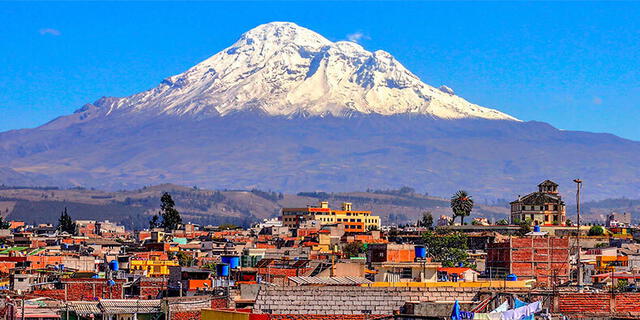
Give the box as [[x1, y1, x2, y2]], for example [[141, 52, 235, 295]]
[[573, 179, 583, 292]]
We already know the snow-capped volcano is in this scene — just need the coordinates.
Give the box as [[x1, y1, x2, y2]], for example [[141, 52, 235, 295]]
[[89, 22, 517, 120], [3, 22, 640, 200]]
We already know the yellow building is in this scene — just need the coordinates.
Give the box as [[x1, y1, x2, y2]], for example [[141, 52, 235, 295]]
[[596, 255, 629, 273], [129, 259, 179, 276], [282, 201, 381, 232]]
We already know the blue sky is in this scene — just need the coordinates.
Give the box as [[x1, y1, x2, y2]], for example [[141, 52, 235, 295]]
[[1, 2, 639, 140]]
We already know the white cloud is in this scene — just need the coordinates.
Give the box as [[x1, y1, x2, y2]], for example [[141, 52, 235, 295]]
[[39, 28, 61, 36], [346, 31, 370, 43], [593, 97, 603, 105]]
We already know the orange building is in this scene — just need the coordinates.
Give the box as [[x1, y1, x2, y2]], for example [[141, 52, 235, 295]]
[[27, 255, 63, 269], [368, 243, 416, 263]]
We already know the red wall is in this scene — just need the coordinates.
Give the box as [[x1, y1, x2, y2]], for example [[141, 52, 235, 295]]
[[139, 277, 168, 299], [558, 293, 640, 315], [61, 278, 124, 301]]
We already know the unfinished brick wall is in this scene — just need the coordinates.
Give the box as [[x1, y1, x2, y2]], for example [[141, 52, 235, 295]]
[[168, 296, 228, 320], [28, 289, 65, 300], [170, 311, 199, 320], [139, 277, 168, 299], [254, 286, 479, 315], [211, 296, 229, 309], [486, 236, 569, 286], [558, 293, 640, 316], [61, 278, 124, 301], [268, 315, 387, 320]]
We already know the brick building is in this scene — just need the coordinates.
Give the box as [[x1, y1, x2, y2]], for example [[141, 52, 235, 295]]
[[166, 296, 228, 320], [62, 278, 125, 300], [558, 293, 640, 317], [138, 277, 169, 299], [486, 236, 570, 286]]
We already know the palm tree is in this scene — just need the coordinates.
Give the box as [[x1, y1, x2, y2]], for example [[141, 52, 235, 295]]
[[450, 190, 474, 225]]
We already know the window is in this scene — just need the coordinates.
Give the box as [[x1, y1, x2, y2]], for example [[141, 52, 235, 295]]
[[401, 268, 413, 279]]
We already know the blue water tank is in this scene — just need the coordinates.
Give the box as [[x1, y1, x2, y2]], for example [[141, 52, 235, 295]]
[[414, 246, 426, 258], [217, 263, 230, 277], [107, 279, 116, 286], [534, 225, 541, 232], [109, 260, 119, 271], [221, 256, 240, 269], [506, 274, 518, 281]]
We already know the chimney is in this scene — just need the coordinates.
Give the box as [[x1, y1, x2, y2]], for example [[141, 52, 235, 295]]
[[342, 202, 352, 211], [319, 201, 329, 209]]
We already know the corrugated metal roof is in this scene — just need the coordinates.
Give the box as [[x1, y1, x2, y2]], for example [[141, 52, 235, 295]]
[[287, 276, 372, 286]]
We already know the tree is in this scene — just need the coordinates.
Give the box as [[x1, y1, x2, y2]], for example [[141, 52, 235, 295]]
[[588, 225, 604, 236], [342, 242, 365, 258], [423, 231, 470, 267], [159, 193, 182, 231], [517, 219, 532, 236], [202, 262, 217, 273], [417, 211, 433, 229], [176, 251, 194, 267], [496, 219, 509, 226], [149, 215, 160, 229], [218, 223, 239, 230], [398, 186, 415, 195], [0, 216, 10, 229], [565, 219, 573, 226], [57, 207, 76, 234], [450, 190, 474, 225]]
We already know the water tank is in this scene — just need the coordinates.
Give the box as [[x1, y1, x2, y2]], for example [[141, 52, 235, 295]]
[[216, 263, 230, 277], [221, 255, 240, 269], [414, 246, 426, 259], [107, 279, 116, 286], [109, 260, 119, 271], [534, 225, 541, 232], [506, 274, 518, 281]]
